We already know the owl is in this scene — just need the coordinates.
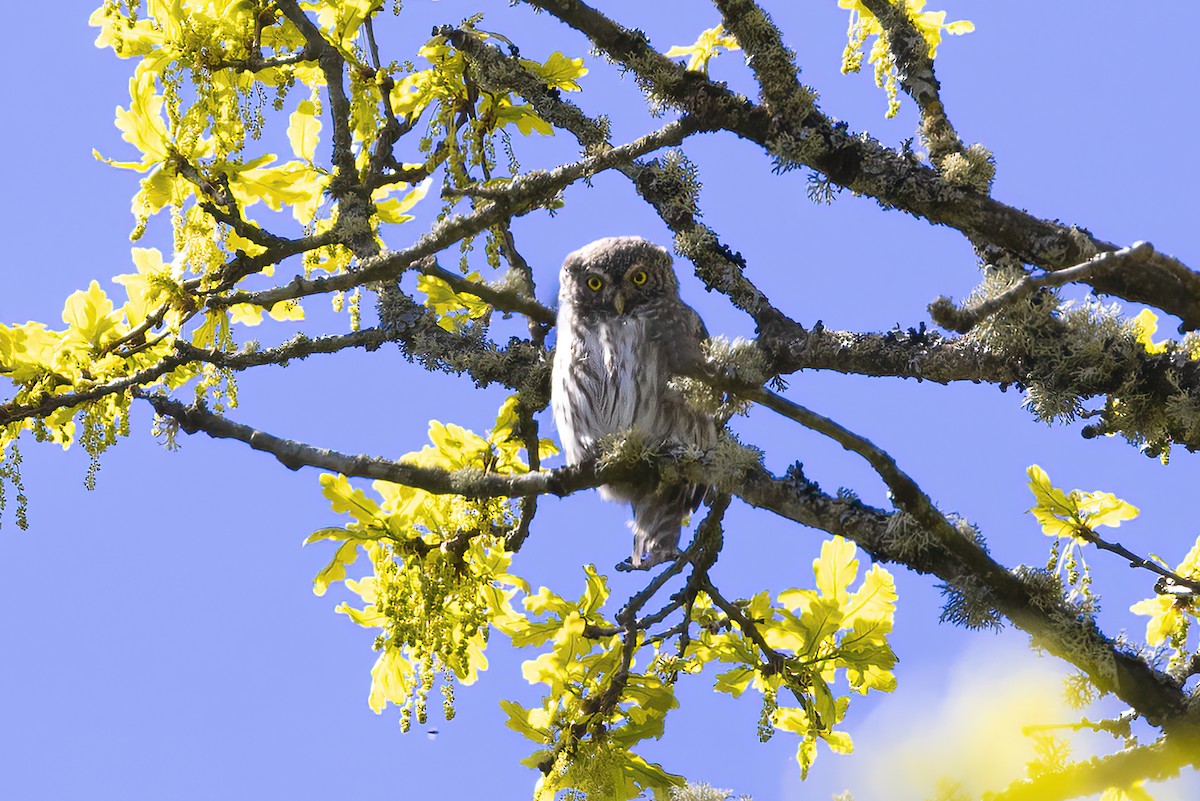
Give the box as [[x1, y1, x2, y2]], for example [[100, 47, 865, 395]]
[[551, 236, 717, 567]]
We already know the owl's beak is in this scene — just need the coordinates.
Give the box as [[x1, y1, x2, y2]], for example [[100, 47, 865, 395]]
[[613, 291, 626, 315]]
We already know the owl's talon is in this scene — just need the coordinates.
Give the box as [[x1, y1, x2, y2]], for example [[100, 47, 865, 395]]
[[622, 547, 682, 571]]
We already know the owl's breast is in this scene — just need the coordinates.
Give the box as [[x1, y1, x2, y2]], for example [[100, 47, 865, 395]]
[[552, 313, 663, 464]]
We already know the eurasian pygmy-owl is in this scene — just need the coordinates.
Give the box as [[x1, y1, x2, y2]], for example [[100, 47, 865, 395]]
[[551, 236, 716, 567]]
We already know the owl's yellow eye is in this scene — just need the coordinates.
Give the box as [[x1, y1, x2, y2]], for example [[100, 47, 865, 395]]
[[631, 270, 648, 286], [586, 276, 604, 291]]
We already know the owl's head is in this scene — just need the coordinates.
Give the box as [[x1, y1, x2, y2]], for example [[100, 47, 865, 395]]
[[558, 236, 677, 317]]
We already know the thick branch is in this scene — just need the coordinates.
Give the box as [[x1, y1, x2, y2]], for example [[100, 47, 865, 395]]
[[712, 0, 813, 120], [735, 461, 1193, 728], [768, 321, 1021, 383]]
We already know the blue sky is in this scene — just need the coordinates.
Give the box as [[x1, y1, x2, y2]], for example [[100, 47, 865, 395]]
[[1, 2, 1198, 799]]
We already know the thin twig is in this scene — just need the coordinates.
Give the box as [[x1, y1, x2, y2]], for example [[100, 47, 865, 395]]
[[701, 577, 785, 674], [931, 242, 1156, 334], [1077, 527, 1200, 596], [418, 260, 555, 325]]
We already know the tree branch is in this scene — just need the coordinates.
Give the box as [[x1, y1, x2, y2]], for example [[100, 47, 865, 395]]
[[768, 320, 1021, 383], [523, 0, 1200, 330], [701, 577, 786, 676], [858, 0, 966, 164], [275, 0, 356, 183], [216, 115, 706, 310], [734, 389, 1194, 729], [987, 734, 1200, 801], [712, 0, 813, 120], [134, 390, 608, 496], [418, 259, 555, 326], [132, 377, 1195, 730], [1077, 526, 1200, 597], [931, 242, 1157, 334], [375, 286, 551, 399], [0, 329, 403, 428], [446, 26, 790, 333]]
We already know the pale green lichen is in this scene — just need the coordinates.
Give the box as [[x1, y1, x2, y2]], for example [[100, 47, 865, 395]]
[[957, 253, 1200, 456], [704, 433, 765, 493], [882, 509, 936, 562], [670, 375, 727, 418], [938, 143, 995, 193], [703, 336, 772, 388], [595, 428, 658, 474], [1011, 565, 1070, 613], [670, 781, 752, 801], [939, 574, 1003, 631]]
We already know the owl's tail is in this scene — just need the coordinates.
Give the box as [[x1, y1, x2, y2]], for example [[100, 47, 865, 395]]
[[630, 484, 707, 567]]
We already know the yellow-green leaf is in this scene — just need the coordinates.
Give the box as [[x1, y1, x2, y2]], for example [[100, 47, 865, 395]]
[[820, 729, 854, 754], [373, 177, 432, 224], [368, 647, 414, 713], [500, 699, 552, 741], [319, 473, 381, 524], [713, 666, 755, 697], [62, 281, 120, 348], [492, 100, 553, 136], [796, 735, 818, 779], [842, 563, 897, 633], [287, 99, 322, 162], [312, 539, 359, 597], [519, 51, 588, 92], [814, 535, 859, 606], [1077, 490, 1140, 529], [113, 68, 170, 169], [664, 24, 741, 73], [1027, 465, 1074, 516], [267, 300, 305, 322]]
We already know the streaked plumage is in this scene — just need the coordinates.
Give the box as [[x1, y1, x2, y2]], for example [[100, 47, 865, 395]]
[[551, 236, 716, 567]]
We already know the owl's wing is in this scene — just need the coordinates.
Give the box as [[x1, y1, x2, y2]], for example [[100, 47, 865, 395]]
[[650, 300, 717, 455], [660, 301, 709, 376]]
